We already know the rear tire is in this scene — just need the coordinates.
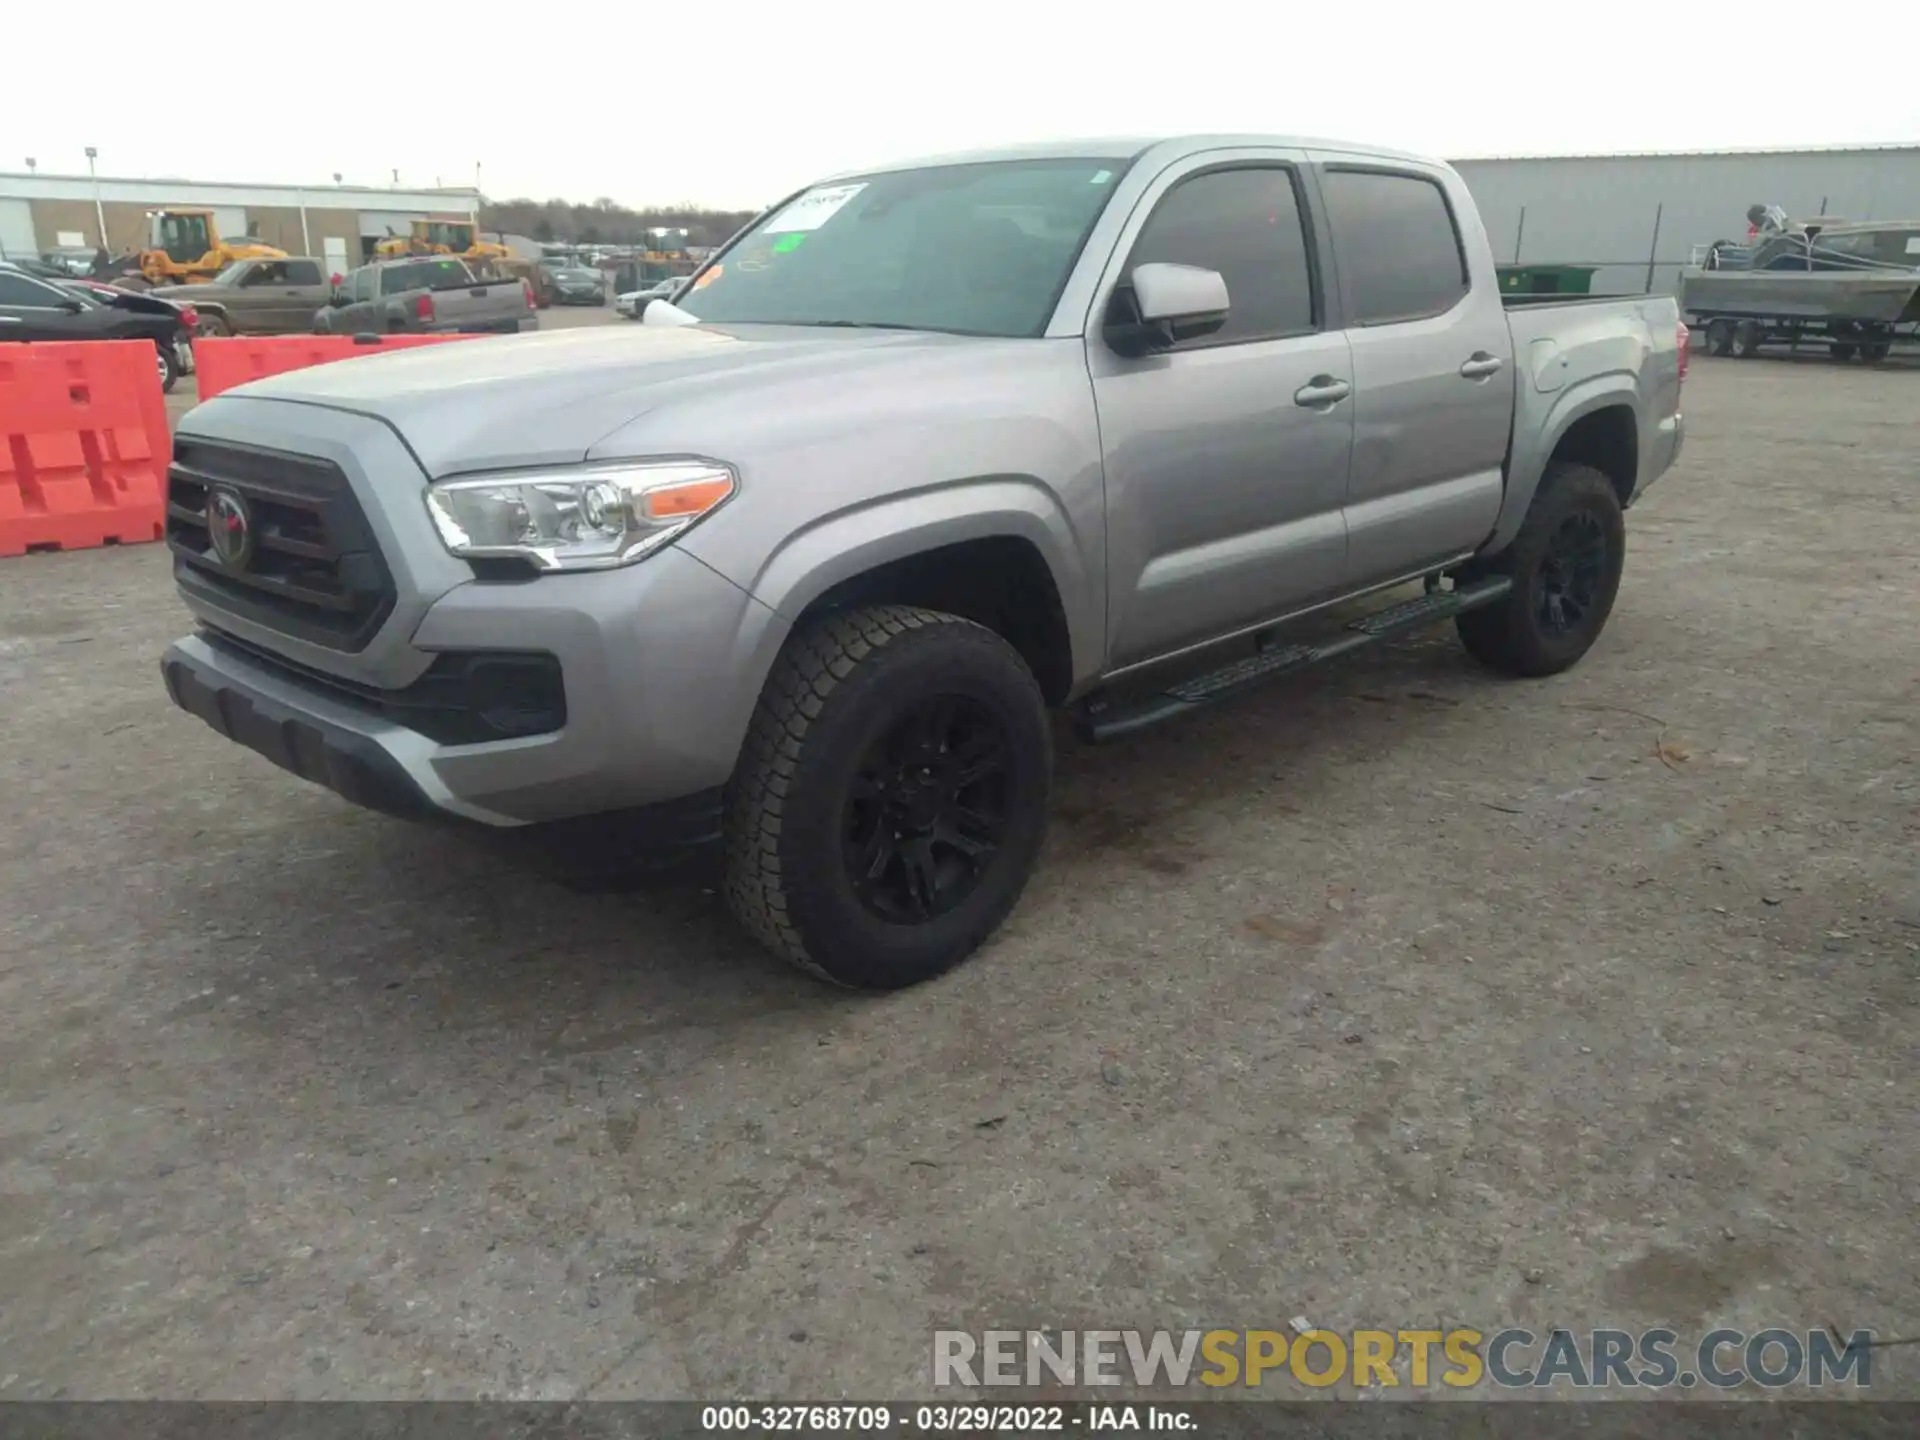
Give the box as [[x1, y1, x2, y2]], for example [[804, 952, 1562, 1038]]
[[1829, 342, 1858, 362], [1860, 341, 1892, 364], [1732, 321, 1764, 358], [1705, 318, 1735, 356], [1456, 461, 1625, 678], [724, 605, 1052, 990]]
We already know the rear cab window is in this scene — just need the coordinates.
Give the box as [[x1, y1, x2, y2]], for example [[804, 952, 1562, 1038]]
[[380, 259, 468, 294], [1320, 168, 1469, 325]]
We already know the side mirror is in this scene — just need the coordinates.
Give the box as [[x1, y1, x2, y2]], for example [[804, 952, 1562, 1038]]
[[1106, 262, 1230, 356], [58, 297, 85, 314]]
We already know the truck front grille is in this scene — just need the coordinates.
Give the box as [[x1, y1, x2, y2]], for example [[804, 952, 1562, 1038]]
[[166, 438, 396, 652]]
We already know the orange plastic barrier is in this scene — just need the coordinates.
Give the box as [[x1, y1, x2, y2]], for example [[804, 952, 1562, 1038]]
[[193, 333, 480, 401], [0, 341, 170, 557]]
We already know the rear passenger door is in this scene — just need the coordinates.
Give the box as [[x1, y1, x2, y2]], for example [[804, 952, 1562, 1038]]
[[1314, 162, 1514, 586], [1089, 150, 1355, 671]]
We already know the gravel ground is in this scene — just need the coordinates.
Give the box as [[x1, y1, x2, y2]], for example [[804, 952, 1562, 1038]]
[[2, 352, 1915, 1402]]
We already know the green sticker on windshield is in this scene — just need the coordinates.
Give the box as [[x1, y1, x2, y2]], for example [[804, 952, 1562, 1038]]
[[772, 233, 807, 254]]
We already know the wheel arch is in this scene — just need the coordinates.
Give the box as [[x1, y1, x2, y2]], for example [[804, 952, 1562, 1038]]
[[1484, 379, 1642, 555], [711, 479, 1101, 708]]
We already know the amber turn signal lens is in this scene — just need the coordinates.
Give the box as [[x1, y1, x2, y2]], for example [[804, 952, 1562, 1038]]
[[642, 475, 734, 520]]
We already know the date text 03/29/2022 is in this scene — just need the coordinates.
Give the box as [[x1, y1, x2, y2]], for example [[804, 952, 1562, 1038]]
[[700, 1405, 1186, 1432]]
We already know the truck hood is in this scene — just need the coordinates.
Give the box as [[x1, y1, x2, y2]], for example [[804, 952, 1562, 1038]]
[[195, 323, 998, 476]]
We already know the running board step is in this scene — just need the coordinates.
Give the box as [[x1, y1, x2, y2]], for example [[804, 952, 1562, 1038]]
[[1075, 575, 1512, 743]]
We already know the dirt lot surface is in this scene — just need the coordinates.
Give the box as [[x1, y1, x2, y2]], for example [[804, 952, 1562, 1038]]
[[3, 352, 1915, 1401]]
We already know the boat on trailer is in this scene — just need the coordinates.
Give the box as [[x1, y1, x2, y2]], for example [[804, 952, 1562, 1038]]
[[1679, 206, 1920, 361]]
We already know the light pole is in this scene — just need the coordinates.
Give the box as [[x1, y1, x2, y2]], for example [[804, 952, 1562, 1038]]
[[84, 146, 106, 251]]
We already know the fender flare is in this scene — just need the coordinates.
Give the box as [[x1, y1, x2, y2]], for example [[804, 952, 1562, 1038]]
[[705, 475, 1102, 705], [1484, 374, 1641, 554]]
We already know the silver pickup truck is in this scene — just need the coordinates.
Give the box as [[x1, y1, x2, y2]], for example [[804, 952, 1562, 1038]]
[[314, 257, 539, 336], [161, 134, 1685, 990]]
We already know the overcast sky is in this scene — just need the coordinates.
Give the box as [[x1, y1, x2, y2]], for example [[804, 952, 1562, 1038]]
[[6, 2, 1914, 208]]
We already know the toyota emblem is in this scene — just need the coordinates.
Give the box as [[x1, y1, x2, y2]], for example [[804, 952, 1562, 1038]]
[[206, 487, 255, 570]]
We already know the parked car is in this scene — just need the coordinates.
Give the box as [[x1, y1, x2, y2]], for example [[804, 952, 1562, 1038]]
[[539, 258, 607, 306], [614, 276, 682, 317], [160, 134, 1685, 990], [313, 257, 539, 336], [0, 261, 194, 391], [150, 257, 333, 336]]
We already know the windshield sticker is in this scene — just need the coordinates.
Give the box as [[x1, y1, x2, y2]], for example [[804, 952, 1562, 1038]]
[[1906, 236, 1920, 254], [767, 182, 866, 234], [772, 233, 808, 254], [1091, 169, 1113, 185], [736, 245, 773, 272], [691, 265, 723, 291]]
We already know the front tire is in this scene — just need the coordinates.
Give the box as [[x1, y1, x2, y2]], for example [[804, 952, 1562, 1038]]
[[724, 605, 1052, 990], [1456, 461, 1625, 678]]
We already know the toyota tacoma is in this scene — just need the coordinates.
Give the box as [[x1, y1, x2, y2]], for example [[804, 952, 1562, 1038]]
[[161, 134, 1686, 989]]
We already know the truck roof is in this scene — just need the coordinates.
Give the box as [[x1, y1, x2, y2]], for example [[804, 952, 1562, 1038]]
[[821, 133, 1435, 182]]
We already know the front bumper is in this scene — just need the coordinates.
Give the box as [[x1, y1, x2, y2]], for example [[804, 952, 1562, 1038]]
[[553, 288, 605, 305], [163, 633, 727, 855], [165, 548, 787, 834]]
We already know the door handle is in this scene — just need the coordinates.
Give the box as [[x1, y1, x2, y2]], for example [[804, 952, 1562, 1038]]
[[1459, 353, 1504, 379], [1293, 376, 1351, 408]]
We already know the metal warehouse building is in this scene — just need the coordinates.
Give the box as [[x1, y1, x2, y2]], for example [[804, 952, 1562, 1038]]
[[0, 171, 481, 277], [1451, 144, 1920, 297]]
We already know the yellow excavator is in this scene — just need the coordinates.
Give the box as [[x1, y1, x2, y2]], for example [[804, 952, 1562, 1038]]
[[109, 209, 286, 289]]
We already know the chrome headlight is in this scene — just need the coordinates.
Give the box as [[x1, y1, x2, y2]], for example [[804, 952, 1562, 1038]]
[[425, 460, 735, 572]]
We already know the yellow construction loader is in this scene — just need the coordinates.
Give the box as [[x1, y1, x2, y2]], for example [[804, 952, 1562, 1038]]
[[109, 210, 287, 289], [374, 218, 514, 267]]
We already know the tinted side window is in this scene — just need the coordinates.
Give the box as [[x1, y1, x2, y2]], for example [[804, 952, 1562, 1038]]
[[1126, 167, 1315, 344], [0, 273, 61, 305], [286, 261, 323, 285], [1321, 170, 1468, 324], [351, 269, 375, 302]]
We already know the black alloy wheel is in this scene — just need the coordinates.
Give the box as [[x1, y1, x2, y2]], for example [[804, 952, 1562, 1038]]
[[843, 694, 1010, 923], [1536, 511, 1608, 637]]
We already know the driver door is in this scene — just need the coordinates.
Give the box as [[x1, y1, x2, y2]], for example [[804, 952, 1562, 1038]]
[[1087, 148, 1354, 671]]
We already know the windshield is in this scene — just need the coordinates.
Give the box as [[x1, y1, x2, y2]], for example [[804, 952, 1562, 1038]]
[[677, 157, 1129, 336]]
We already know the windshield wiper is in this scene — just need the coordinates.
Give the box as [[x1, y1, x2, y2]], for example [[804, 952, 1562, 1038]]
[[788, 320, 929, 332]]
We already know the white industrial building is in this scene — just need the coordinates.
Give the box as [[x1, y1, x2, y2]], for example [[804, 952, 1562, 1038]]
[[0, 170, 482, 275], [1451, 144, 1920, 296]]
